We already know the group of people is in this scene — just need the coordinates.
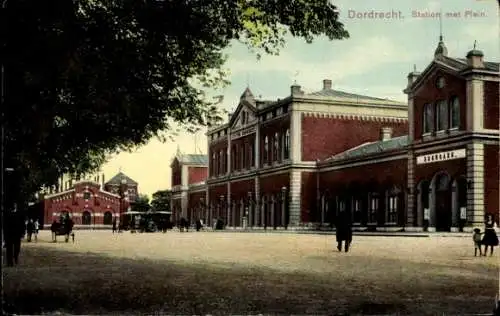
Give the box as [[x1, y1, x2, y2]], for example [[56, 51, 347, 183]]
[[472, 214, 499, 256], [50, 214, 74, 242], [25, 218, 40, 242]]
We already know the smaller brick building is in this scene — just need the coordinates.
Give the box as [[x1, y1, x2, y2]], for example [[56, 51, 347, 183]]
[[170, 148, 208, 224], [42, 172, 139, 229]]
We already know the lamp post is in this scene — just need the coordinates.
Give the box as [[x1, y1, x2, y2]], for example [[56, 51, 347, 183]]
[[281, 187, 288, 230], [219, 195, 224, 229], [199, 197, 204, 224], [247, 191, 254, 229]]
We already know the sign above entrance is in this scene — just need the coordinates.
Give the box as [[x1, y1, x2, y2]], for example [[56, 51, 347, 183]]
[[416, 148, 466, 165]]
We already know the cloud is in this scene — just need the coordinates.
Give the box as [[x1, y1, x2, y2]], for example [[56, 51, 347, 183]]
[[226, 36, 416, 94]]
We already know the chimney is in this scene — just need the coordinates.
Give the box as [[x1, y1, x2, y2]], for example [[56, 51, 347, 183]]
[[102, 174, 105, 189], [406, 64, 420, 89], [466, 49, 484, 68], [380, 127, 393, 141], [291, 84, 303, 96], [323, 79, 332, 90]]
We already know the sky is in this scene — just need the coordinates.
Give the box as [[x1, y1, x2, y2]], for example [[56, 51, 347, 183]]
[[100, 0, 499, 197]]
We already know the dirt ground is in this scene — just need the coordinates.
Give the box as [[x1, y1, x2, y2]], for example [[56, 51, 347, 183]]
[[2, 230, 499, 315]]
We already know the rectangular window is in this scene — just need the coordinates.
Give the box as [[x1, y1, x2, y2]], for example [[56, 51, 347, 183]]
[[388, 196, 398, 224], [250, 143, 255, 168], [353, 199, 362, 224], [241, 145, 245, 170], [423, 103, 434, 134], [437, 100, 448, 131], [83, 192, 91, 200], [449, 97, 460, 128]]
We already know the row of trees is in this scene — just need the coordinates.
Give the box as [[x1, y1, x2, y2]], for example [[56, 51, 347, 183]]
[[130, 190, 171, 214], [1, 0, 349, 208]]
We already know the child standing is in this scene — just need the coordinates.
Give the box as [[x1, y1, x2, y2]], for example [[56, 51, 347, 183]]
[[473, 228, 482, 257]]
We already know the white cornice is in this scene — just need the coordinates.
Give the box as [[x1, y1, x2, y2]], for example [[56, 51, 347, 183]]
[[44, 189, 75, 199], [300, 112, 408, 123]]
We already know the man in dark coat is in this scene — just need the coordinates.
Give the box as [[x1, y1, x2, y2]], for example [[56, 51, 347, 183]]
[[335, 210, 353, 252], [4, 204, 26, 266]]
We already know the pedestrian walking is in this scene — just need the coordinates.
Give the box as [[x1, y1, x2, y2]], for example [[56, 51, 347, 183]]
[[4, 204, 26, 266], [112, 219, 117, 233], [482, 214, 499, 256], [26, 219, 34, 242], [34, 219, 39, 242], [335, 210, 353, 252], [473, 228, 483, 256]]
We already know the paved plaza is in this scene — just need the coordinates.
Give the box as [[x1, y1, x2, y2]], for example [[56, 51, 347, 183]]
[[3, 230, 499, 315]]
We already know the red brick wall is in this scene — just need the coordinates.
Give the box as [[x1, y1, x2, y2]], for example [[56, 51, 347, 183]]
[[302, 115, 408, 161], [484, 145, 499, 217], [414, 153, 466, 184], [209, 140, 228, 177], [208, 184, 227, 205], [230, 134, 256, 172], [301, 172, 316, 223], [259, 172, 289, 197], [413, 70, 466, 138], [259, 116, 290, 166], [320, 158, 407, 189], [188, 166, 208, 184], [484, 81, 499, 130], [230, 179, 255, 201], [43, 190, 121, 225], [171, 159, 182, 186]]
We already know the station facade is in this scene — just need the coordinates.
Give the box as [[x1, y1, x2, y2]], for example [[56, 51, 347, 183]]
[[170, 38, 499, 232]]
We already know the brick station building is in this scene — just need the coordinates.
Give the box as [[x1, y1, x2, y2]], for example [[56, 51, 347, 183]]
[[170, 37, 499, 232], [41, 172, 139, 229]]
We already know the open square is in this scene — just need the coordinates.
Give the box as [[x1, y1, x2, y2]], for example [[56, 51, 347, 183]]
[[3, 231, 499, 315]]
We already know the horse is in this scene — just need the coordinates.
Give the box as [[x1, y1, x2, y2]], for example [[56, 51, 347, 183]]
[[51, 220, 75, 243]]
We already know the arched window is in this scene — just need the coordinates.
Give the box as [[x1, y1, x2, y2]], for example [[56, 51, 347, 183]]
[[103, 211, 113, 225], [211, 153, 216, 176], [264, 136, 269, 163], [436, 100, 448, 131], [274, 132, 280, 161], [423, 103, 434, 133], [82, 211, 91, 225], [284, 129, 290, 159], [449, 96, 460, 128], [219, 150, 223, 174]]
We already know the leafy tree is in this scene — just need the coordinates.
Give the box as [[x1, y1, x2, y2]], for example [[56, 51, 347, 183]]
[[1, 0, 349, 203], [151, 190, 171, 213], [130, 194, 151, 213]]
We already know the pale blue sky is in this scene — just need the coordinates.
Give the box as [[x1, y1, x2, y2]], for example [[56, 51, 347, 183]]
[[101, 0, 499, 197]]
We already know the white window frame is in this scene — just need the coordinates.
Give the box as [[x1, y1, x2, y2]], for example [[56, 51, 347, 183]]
[[387, 195, 398, 224], [368, 195, 378, 225], [352, 198, 361, 225]]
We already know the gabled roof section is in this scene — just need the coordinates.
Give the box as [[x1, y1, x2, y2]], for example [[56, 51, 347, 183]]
[[325, 135, 409, 162], [105, 172, 138, 186], [306, 88, 405, 106], [228, 89, 258, 127], [406, 55, 499, 94], [177, 154, 208, 166]]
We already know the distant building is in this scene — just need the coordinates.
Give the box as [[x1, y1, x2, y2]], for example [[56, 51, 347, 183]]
[[170, 37, 499, 232], [41, 171, 139, 229]]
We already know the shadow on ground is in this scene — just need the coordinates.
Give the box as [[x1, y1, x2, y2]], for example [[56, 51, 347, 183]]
[[2, 245, 497, 315]]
